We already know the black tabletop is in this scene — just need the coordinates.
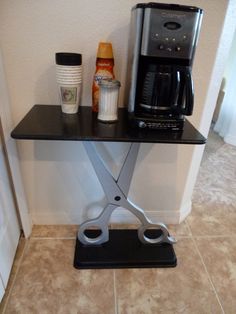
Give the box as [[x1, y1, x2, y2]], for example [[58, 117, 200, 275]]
[[11, 105, 206, 144]]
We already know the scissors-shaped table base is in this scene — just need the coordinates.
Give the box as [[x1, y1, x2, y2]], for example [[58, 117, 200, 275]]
[[10, 105, 206, 269], [74, 141, 177, 269]]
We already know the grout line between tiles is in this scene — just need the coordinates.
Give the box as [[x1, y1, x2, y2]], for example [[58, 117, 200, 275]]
[[30, 234, 236, 240], [193, 234, 236, 238], [1, 239, 30, 314], [191, 236, 225, 314], [185, 219, 236, 239], [185, 219, 193, 237], [113, 270, 118, 314], [30, 237, 76, 240]]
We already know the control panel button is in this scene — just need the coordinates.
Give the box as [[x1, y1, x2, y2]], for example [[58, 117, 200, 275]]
[[164, 22, 181, 30], [152, 33, 159, 40], [158, 44, 165, 50], [166, 47, 172, 52], [138, 121, 147, 128], [175, 46, 181, 52]]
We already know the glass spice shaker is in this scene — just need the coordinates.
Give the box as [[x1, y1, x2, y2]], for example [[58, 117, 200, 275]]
[[98, 79, 121, 122]]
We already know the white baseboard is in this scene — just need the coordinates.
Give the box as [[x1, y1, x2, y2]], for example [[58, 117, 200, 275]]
[[31, 202, 192, 226], [224, 134, 236, 146], [109, 208, 181, 225], [179, 200, 192, 223]]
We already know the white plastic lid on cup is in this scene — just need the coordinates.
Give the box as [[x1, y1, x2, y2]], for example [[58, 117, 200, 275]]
[[55, 53, 82, 83], [55, 52, 82, 114]]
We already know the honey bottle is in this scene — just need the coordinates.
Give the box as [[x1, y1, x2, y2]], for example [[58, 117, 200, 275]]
[[92, 42, 115, 112]]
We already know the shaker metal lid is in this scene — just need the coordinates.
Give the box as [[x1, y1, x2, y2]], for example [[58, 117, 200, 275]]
[[98, 79, 121, 88], [55, 52, 82, 65]]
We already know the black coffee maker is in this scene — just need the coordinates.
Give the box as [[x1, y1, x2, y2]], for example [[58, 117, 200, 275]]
[[127, 2, 203, 130]]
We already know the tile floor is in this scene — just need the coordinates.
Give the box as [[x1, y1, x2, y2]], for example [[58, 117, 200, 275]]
[[1, 130, 236, 314]]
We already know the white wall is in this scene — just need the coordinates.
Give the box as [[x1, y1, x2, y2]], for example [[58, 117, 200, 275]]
[[0, 51, 32, 236], [0, 0, 234, 225], [214, 27, 236, 146]]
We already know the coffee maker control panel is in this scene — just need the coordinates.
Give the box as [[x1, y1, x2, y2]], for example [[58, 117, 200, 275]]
[[141, 8, 202, 61]]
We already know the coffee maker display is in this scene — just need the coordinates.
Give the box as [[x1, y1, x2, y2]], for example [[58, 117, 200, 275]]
[[127, 2, 203, 130]]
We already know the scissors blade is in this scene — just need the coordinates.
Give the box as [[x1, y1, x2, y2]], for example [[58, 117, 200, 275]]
[[117, 143, 140, 197]]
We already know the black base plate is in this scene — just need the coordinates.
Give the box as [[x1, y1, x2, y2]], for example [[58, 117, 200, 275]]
[[74, 229, 177, 269], [129, 113, 185, 131]]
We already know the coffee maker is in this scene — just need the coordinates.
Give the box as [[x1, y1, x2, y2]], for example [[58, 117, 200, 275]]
[[127, 2, 203, 130]]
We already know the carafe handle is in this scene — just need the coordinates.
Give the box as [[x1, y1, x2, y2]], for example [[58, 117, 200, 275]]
[[183, 68, 194, 115], [171, 68, 180, 108]]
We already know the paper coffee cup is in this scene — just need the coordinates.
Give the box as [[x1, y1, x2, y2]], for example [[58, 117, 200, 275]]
[[55, 52, 82, 114], [59, 84, 82, 114]]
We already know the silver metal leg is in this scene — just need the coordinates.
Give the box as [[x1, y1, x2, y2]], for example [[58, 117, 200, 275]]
[[78, 142, 176, 246]]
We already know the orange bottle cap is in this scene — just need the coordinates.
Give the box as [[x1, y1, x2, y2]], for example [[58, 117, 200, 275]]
[[97, 42, 114, 59]]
